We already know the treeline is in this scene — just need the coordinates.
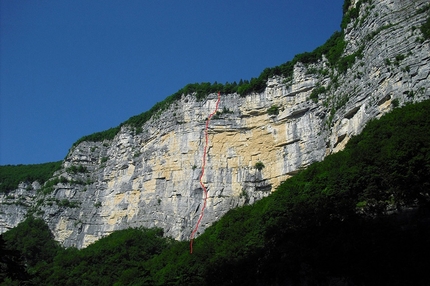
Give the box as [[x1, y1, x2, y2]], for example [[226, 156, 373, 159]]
[[2, 100, 430, 285], [0, 161, 62, 193], [71, 126, 120, 147]]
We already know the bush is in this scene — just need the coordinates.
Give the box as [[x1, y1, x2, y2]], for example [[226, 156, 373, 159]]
[[420, 13, 430, 40], [57, 199, 80, 208], [66, 165, 87, 174], [267, 105, 279, 116], [255, 161, 265, 170], [310, 85, 326, 102]]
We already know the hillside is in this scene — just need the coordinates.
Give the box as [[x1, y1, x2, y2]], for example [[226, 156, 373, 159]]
[[2, 99, 430, 285], [1, 0, 430, 250]]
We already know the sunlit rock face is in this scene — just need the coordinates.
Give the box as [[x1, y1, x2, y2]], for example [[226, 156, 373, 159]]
[[1, 0, 429, 248]]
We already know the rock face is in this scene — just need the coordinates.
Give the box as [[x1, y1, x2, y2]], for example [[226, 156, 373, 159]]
[[1, 0, 430, 248]]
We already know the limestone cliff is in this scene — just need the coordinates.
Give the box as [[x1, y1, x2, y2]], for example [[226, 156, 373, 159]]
[[1, 0, 430, 248]]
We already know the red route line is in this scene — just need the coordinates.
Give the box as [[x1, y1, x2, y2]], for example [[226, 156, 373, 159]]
[[190, 91, 221, 254]]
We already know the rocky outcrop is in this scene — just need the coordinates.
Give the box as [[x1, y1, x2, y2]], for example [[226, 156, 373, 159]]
[[0, 182, 39, 233], [1, 0, 430, 248]]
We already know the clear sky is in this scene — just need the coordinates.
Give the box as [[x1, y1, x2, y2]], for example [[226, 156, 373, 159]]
[[0, 0, 344, 165]]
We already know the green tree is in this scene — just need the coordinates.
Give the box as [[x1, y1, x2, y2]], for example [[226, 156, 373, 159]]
[[2, 216, 61, 285], [421, 13, 430, 40]]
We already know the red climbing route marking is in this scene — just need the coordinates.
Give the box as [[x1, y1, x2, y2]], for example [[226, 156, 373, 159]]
[[190, 91, 221, 253]]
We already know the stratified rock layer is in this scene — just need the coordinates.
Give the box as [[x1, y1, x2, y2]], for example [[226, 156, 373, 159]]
[[1, 0, 430, 248]]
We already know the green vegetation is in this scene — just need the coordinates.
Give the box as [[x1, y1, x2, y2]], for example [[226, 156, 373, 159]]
[[1, 223, 169, 285], [394, 54, 405, 66], [3, 100, 430, 285], [57, 199, 80, 208], [212, 106, 234, 119], [239, 189, 249, 200], [309, 85, 326, 102], [267, 105, 279, 116], [0, 161, 62, 193], [72, 126, 120, 147], [45, 227, 172, 286], [254, 161, 265, 171], [66, 165, 87, 174], [341, 0, 372, 29], [384, 58, 391, 66], [413, 4, 430, 43], [420, 12, 430, 40], [337, 45, 364, 74], [1, 216, 61, 284], [384, 53, 407, 68], [364, 23, 394, 43], [39, 176, 69, 195], [405, 90, 415, 98]]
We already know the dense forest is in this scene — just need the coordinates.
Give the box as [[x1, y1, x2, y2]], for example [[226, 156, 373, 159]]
[[0, 162, 62, 194], [2, 100, 429, 285]]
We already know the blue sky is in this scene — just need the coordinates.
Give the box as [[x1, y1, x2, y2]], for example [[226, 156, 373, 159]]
[[0, 0, 344, 165]]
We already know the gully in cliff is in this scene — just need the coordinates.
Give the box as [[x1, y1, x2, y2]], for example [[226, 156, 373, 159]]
[[190, 91, 221, 254]]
